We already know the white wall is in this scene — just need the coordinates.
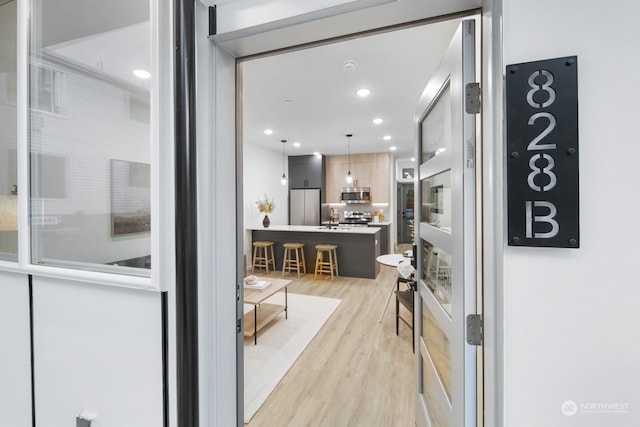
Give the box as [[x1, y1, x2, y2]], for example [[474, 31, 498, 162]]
[[32, 276, 164, 427], [501, 0, 640, 425], [242, 140, 289, 268], [243, 141, 288, 228], [0, 271, 32, 427]]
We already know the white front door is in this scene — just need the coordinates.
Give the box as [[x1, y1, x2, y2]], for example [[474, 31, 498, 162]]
[[414, 19, 478, 427]]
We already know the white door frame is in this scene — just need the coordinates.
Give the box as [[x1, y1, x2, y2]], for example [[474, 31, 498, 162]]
[[195, 1, 504, 426]]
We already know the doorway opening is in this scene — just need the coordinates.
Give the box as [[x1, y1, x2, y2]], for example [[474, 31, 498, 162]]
[[397, 182, 415, 246], [236, 11, 480, 426]]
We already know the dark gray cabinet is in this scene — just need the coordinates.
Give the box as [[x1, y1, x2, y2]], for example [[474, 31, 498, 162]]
[[369, 223, 390, 254], [252, 228, 380, 279], [288, 155, 324, 189]]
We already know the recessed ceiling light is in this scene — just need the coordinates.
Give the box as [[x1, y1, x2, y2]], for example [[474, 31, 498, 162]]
[[437, 148, 446, 153], [283, 100, 293, 104], [293, 142, 301, 147], [264, 129, 273, 135], [389, 146, 397, 151], [373, 118, 383, 125], [356, 88, 371, 97], [383, 135, 391, 141], [133, 69, 151, 79], [410, 157, 416, 162]]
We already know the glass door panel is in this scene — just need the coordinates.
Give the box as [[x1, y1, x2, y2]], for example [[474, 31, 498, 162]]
[[0, 0, 18, 261], [421, 86, 451, 163], [421, 240, 452, 315], [421, 170, 452, 232], [422, 356, 450, 427], [415, 19, 476, 427], [422, 299, 452, 399], [28, 0, 153, 274]]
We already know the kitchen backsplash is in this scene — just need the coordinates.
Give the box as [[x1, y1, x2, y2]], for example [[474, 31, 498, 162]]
[[322, 204, 390, 223]]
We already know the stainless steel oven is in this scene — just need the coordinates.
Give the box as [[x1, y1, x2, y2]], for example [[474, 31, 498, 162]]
[[341, 210, 372, 226]]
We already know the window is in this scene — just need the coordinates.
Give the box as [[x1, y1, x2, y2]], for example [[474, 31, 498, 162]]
[[30, 64, 66, 115], [0, 0, 18, 260], [29, 0, 152, 274]]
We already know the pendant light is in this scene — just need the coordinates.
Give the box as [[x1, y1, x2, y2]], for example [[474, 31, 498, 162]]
[[280, 140, 287, 186], [345, 134, 354, 184]]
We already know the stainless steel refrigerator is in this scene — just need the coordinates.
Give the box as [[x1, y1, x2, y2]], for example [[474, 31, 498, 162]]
[[289, 188, 321, 226]]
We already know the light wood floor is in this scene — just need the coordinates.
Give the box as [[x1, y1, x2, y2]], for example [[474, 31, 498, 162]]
[[245, 266, 416, 426]]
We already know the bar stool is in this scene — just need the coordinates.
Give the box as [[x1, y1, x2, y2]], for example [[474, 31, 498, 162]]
[[252, 241, 276, 273], [314, 244, 339, 280], [282, 243, 306, 277]]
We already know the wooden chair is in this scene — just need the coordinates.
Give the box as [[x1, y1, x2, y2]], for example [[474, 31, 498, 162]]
[[395, 276, 416, 352]]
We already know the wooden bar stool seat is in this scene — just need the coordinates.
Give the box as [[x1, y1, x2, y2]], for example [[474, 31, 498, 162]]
[[282, 243, 306, 277], [314, 244, 339, 280], [252, 241, 276, 273]]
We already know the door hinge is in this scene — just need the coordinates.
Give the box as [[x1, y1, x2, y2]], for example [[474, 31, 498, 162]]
[[466, 314, 483, 346], [465, 82, 481, 114]]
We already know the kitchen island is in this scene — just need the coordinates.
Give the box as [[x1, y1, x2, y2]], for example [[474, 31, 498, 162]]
[[250, 225, 381, 279]]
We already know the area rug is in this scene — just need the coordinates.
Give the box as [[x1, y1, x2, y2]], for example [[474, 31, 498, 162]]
[[243, 292, 341, 423]]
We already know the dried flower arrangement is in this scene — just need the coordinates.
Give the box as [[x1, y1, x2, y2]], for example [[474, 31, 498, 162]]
[[256, 194, 274, 213]]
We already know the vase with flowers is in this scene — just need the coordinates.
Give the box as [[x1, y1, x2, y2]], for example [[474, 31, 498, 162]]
[[256, 194, 274, 228]]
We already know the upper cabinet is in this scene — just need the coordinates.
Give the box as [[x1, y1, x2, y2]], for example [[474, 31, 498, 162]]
[[325, 153, 390, 204], [288, 155, 325, 189]]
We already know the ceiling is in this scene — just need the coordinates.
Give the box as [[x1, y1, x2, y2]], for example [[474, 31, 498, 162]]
[[241, 17, 462, 159], [41, 0, 148, 47], [32, 0, 468, 160]]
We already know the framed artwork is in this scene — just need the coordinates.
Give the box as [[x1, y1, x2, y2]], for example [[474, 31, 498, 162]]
[[110, 159, 150, 236]]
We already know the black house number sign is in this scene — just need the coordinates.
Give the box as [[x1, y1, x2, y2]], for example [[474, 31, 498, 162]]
[[506, 56, 579, 248]]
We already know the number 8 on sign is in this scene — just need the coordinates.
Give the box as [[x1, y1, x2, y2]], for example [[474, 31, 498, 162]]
[[527, 70, 556, 108]]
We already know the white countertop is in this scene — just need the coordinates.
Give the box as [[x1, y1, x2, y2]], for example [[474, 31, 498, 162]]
[[250, 224, 381, 234]]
